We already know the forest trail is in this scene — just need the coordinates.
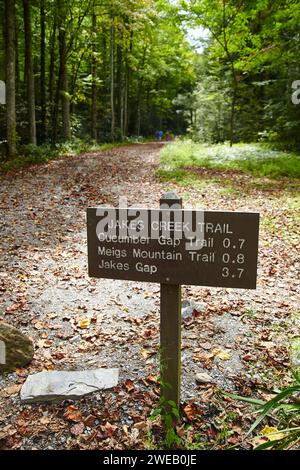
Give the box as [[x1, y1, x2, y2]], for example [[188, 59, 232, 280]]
[[0, 143, 299, 450]]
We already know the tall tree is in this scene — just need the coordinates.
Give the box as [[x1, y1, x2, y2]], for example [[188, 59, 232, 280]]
[[91, 5, 98, 141], [116, 44, 123, 138], [49, 6, 57, 142], [23, 0, 36, 145], [5, 0, 16, 158], [187, 0, 245, 146], [110, 19, 115, 141], [40, 0, 46, 142], [58, 0, 71, 140]]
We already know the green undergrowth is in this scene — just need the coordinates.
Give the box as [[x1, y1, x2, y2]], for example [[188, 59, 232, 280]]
[[0, 137, 145, 173], [159, 140, 300, 179]]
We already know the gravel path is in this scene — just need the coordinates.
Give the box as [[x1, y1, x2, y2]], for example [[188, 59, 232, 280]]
[[0, 142, 299, 449]]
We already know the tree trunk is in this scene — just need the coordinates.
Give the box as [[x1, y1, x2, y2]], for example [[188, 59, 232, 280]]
[[49, 15, 57, 142], [123, 31, 132, 137], [110, 21, 115, 141], [123, 58, 128, 137], [134, 46, 147, 136], [229, 63, 238, 147], [23, 0, 36, 145], [59, 25, 71, 140], [5, 0, 17, 158], [116, 44, 123, 139], [40, 0, 46, 142], [15, 13, 19, 95], [91, 10, 97, 141]]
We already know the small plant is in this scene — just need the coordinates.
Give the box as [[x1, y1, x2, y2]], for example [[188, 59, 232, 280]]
[[150, 396, 181, 449], [228, 371, 300, 450]]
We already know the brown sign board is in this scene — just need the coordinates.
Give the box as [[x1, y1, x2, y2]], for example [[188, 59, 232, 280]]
[[87, 208, 259, 289]]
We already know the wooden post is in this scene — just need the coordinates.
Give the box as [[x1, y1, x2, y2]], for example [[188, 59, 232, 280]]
[[160, 192, 182, 415]]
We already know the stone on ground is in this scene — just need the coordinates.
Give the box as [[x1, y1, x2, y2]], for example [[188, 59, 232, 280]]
[[182, 300, 206, 319], [195, 372, 213, 384], [0, 323, 34, 374], [20, 368, 119, 403]]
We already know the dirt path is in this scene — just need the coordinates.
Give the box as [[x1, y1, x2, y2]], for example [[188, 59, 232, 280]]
[[0, 143, 299, 449]]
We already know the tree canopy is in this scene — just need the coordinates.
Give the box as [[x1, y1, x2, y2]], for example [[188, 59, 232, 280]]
[[1, 0, 300, 157]]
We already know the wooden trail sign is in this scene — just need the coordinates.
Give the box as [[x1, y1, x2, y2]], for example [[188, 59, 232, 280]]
[[87, 207, 259, 289], [87, 194, 259, 412]]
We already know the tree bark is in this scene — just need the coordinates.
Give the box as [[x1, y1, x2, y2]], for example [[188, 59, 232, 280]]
[[40, 0, 46, 142], [110, 20, 115, 141], [123, 31, 133, 137], [229, 62, 238, 147], [23, 0, 36, 145], [116, 44, 123, 138], [5, 0, 17, 158], [59, 25, 71, 140], [91, 9, 97, 141], [55, 0, 71, 141], [15, 12, 19, 95], [49, 14, 57, 142]]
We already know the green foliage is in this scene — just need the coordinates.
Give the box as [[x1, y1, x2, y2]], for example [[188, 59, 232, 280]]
[[0, 0, 197, 151], [160, 140, 300, 178], [179, 0, 300, 148], [228, 371, 300, 450], [0, 139, 131, 173], [150, 396, 181, 449]]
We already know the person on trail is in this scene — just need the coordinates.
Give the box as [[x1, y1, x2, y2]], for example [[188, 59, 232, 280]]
[[158, 130, 164, 141]]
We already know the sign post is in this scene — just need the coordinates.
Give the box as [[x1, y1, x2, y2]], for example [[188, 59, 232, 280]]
[[87, 195, 259, 417], [159, 192, 182, 413]]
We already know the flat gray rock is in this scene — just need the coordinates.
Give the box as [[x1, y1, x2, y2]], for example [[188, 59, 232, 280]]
[[20, 368, 119, 403]]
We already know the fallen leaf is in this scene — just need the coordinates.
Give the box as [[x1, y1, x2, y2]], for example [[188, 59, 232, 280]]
[[0, 384, 21, 398], [183, 402, 201, 421], [37, 339, 53, 348], [124, 379, 135, 393], [84, 415, 96, 427], [5, 303, 21, 314], [251, 436, 268, 448], [101, 422, 117, 437], [40, 416, 50, 425], [213, 348, 231, 360], [78, 318, 90, 329], [34, 321, 45, 330], [70, 422, 85, 436], [64, 405, 82, 422], [261, 425, 286, 441]]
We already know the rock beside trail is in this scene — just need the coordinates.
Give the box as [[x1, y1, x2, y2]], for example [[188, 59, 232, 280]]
[[20, 368, 119, 403], [0, 323, 34, 374], [195, 372, 213, 384], [182, 300, 206, 319]]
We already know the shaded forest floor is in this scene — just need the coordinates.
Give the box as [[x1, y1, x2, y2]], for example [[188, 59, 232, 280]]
[[0, 142, 299, 450]]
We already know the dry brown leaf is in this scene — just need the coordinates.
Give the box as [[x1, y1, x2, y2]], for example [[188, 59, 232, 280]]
[[213, 348, 231, 360], [124, 379, 135, 393], [64, 405, 82, 422], [37, 339, 53, 348], [102, 422, 117, 437], [70, 422, 85, 436], [183, 402, 201, 421], [0, 384, 21, 398]]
